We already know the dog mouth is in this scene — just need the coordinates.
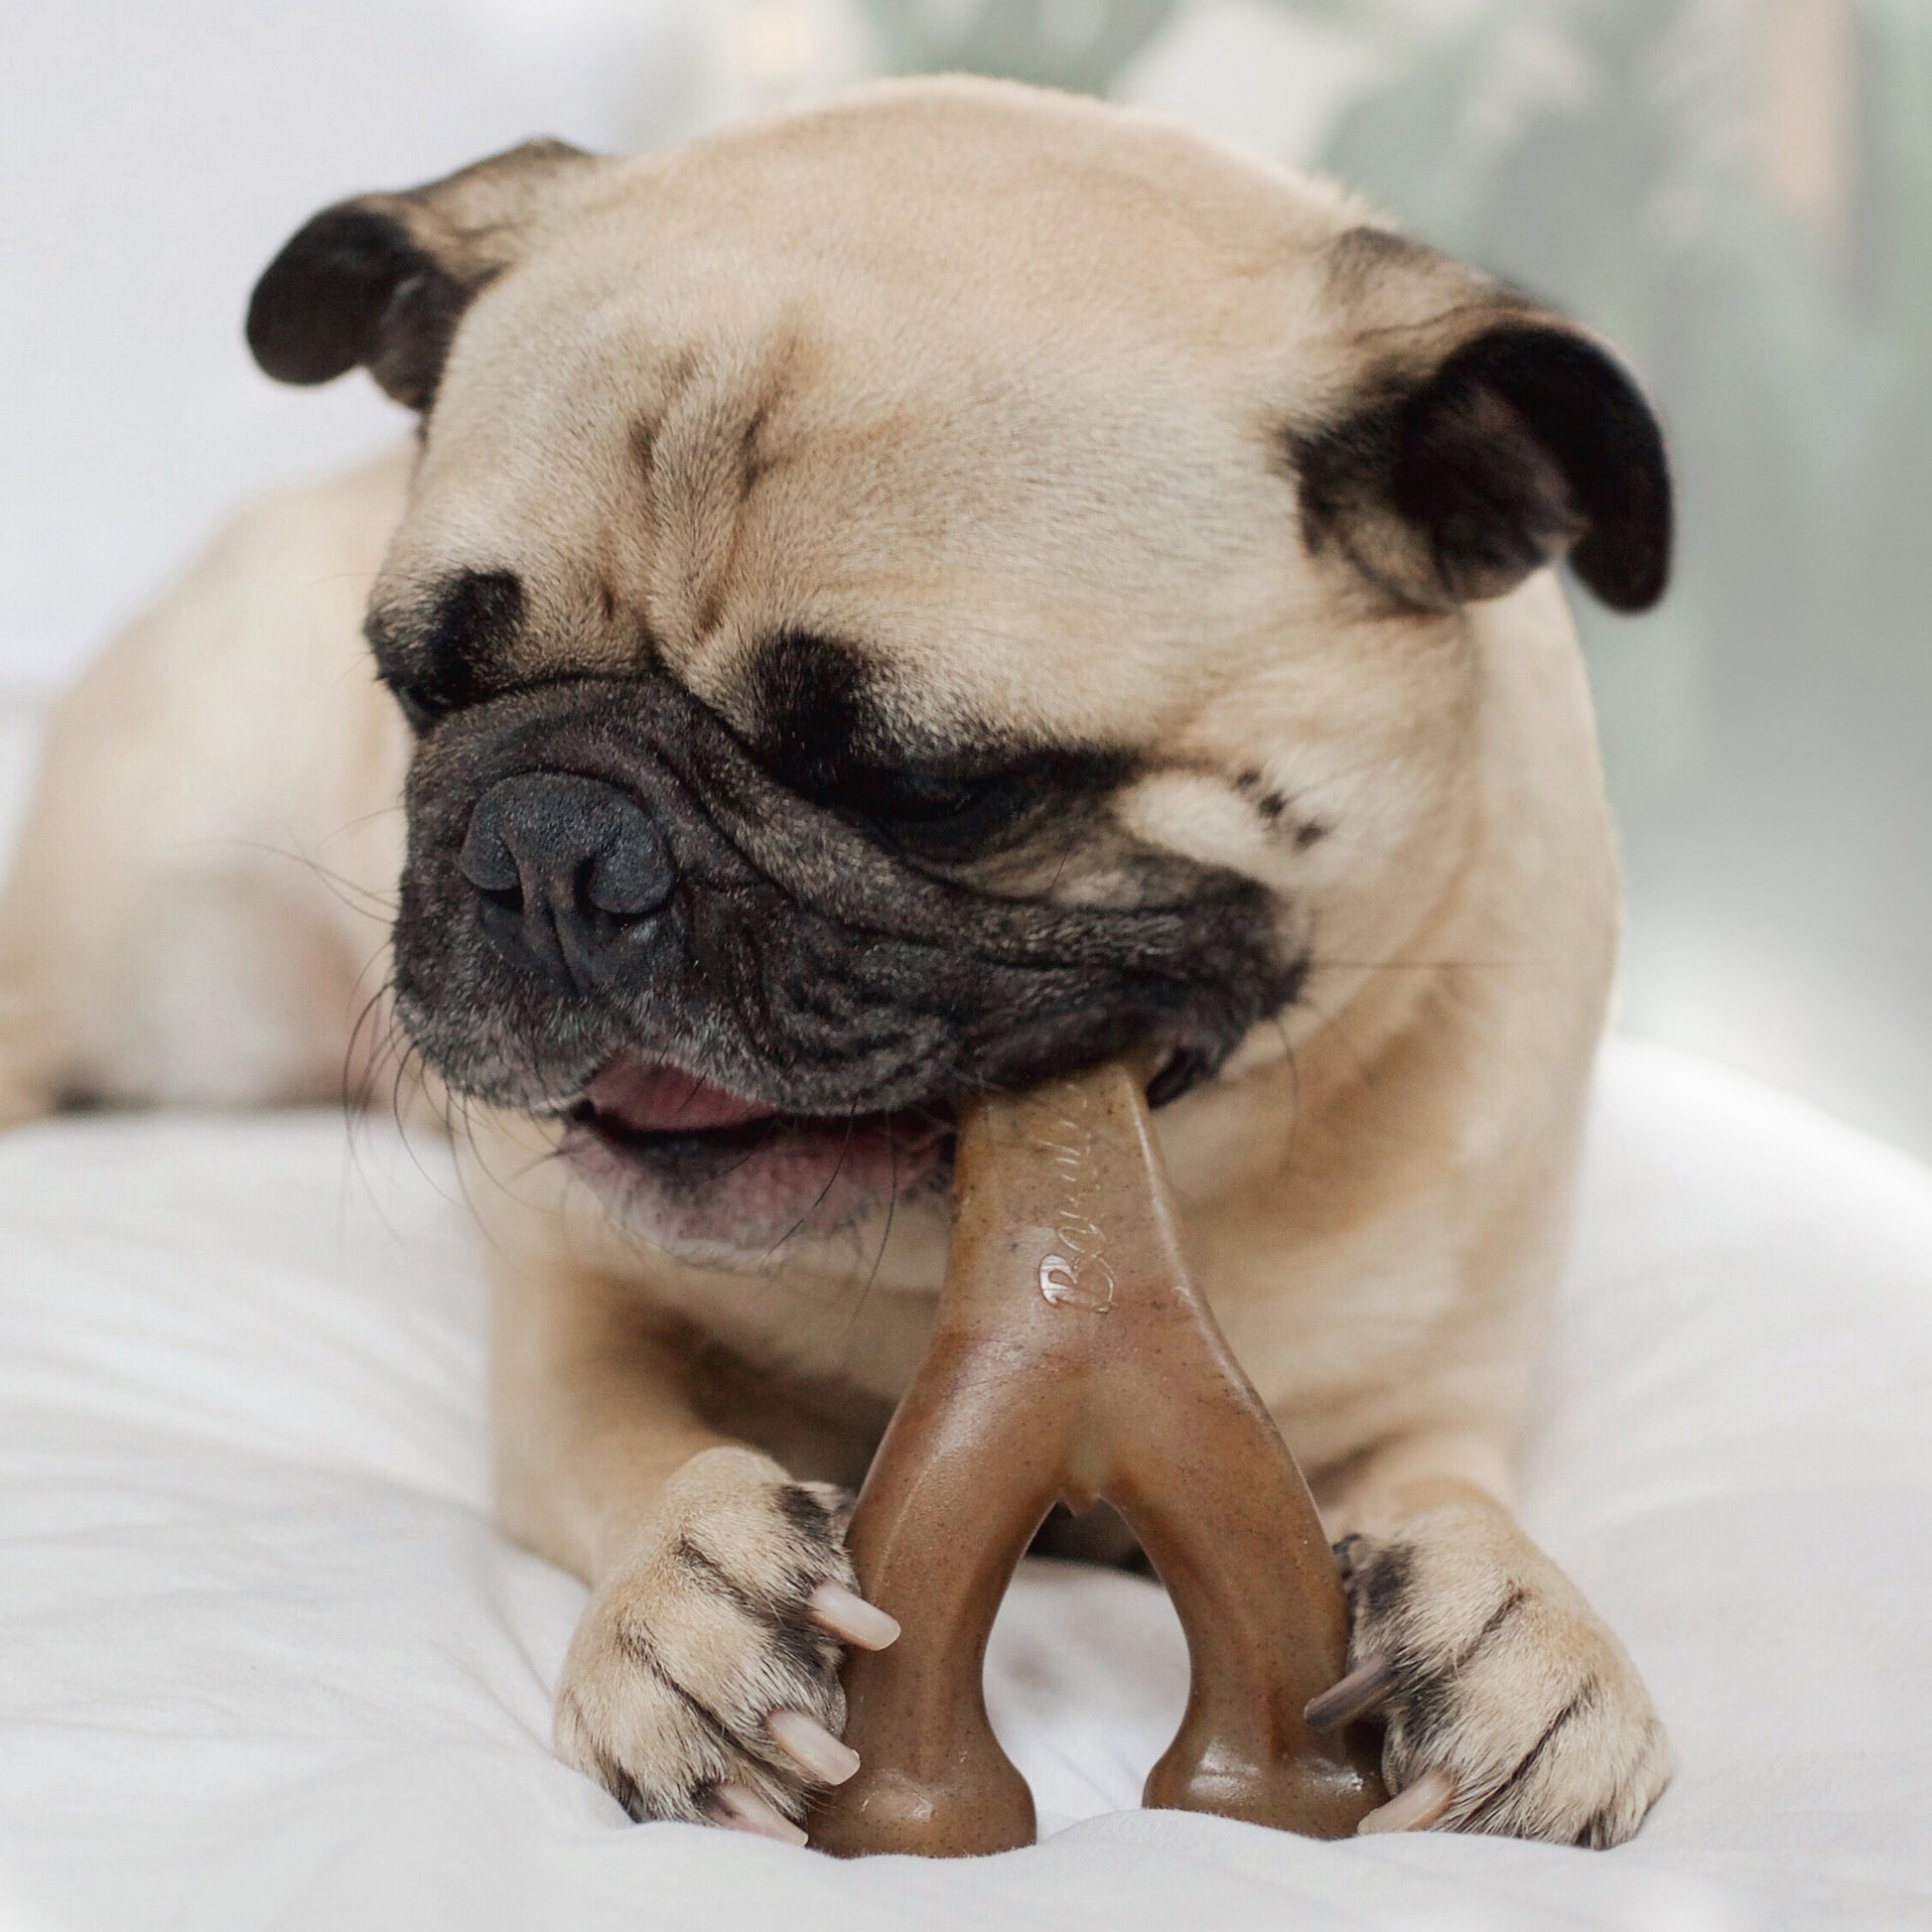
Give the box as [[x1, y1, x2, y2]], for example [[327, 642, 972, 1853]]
[[554, 1054, 957, 1257], [544, 1034, 1218, 1265]]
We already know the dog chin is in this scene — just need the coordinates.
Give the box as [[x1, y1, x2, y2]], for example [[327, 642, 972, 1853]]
[[555, 1056, 952, 1262]]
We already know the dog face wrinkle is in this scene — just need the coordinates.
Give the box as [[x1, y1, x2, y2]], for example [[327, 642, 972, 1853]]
[[312, 96, 1660, 1266], [389, 666, 1303, 1121]]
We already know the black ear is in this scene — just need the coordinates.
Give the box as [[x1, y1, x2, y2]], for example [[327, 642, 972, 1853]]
[[1294, 321, 1672, 614], [246, 138, 601, 411]]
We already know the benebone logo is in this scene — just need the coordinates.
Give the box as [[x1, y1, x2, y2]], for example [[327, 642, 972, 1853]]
[[1021, 1084, 1117, 1313]]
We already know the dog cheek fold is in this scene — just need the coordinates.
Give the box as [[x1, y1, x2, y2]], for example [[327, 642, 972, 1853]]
[[385, 677, 1299, 1118]]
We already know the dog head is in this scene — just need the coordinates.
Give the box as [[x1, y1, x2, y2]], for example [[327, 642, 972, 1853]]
[[248, 79, 1668, 1268]]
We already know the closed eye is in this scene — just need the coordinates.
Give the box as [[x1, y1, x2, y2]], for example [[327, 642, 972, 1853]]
[[816, 751, 1132, 858], [382, 673, 457, 736], [368, 569, 522, 737], [836, 765, 1022, 850]]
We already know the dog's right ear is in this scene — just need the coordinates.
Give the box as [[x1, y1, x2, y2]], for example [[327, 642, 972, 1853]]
[[246, 138, 603, 411]]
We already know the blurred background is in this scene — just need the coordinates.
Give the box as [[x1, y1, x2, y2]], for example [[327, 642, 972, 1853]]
[[3, 0, 1927, 1157]]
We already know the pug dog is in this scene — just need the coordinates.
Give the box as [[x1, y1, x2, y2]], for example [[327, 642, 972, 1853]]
[[0, 77, 1674, 1848]]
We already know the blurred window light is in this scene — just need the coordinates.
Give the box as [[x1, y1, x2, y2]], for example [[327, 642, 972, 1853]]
[[1118, 4, 1378, 165], [734, 0, 818, 89], [1753, 0, 1854, 243]]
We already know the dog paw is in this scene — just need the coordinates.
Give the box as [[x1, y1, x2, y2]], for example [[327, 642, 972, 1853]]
[[1308, 1502, 1672, 1848], [553, 1446, 898, 1838]]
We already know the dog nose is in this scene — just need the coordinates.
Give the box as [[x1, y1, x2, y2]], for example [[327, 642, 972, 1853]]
[[458, 772, 673, 990]]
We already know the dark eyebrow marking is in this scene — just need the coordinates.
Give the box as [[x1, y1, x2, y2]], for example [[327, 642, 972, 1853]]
[[748, 628, 875, 789], [366, 569, 523, 714], [427, 571, 524, 703]]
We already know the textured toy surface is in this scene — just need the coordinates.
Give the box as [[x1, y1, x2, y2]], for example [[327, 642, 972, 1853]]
[[810, 1060, 1384, 1858]]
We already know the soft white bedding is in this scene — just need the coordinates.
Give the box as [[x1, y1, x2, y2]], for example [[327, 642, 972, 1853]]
[[1, 1040, 1929, 1932], [2, 696, 1930, 1929]]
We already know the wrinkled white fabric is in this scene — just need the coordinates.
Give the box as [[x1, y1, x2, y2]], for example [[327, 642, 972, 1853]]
[[0, 1037, 1928, 1932]]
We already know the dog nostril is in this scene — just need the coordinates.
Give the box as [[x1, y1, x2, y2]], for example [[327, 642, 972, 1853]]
[[457, 794, 523, 899], [583, 837, 672, 921]]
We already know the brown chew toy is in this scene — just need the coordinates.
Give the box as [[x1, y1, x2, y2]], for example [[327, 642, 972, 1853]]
[[810, 1058, 1385, 1857]]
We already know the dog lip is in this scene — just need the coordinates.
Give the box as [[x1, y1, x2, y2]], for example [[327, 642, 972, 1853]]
[[568, 1039, 1198, 1142], [566, 1052, 955, 1160], [579, 1057, 781, 1136], [555, 1053, 957, 1256], [545, 1043, 1198, 1258]]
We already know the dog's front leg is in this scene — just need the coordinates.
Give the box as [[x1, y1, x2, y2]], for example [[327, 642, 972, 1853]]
[[490, 1253, 897, 1837], [1311, 1434, 1672, 1848]]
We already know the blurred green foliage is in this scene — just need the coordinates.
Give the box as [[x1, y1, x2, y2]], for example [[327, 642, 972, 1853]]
[[860, 0, 1932, 1145], [1320, 0, 1932, 872], [856, 0, 1180, 94]]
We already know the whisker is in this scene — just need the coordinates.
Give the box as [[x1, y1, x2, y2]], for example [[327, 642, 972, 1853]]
[[169, 835, 400, 921], [757, 1105, 860, 1274], [857, 1134, 899, 1311]]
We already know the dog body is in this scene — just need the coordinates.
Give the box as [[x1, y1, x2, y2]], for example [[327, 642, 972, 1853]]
[[0, 79, 1671, 1845]]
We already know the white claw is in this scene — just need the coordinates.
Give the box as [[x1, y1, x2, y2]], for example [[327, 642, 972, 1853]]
[[766, 1708, 861, 1785], [1357, 1765, 1457, 1836], [705, 1782, 809, 1846], [807, 1580, 900, 1650]]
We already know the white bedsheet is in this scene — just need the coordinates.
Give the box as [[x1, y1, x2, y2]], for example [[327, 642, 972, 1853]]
[[1, 1038, 1929, 1932]]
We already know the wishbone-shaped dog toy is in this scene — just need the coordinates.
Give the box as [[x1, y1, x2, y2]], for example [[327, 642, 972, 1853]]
[[809, 1058, 1385, 1857]]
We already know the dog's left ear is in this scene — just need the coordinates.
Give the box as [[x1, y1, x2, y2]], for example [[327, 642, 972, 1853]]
[[1293, 308, 1672, 615], [246, 138, 604, 411]]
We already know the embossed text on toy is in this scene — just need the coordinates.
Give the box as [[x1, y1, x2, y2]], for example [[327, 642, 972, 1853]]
[[1022, 1087, 1117, 1312]]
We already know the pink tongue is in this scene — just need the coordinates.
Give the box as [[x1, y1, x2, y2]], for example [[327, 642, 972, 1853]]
[[586, 1059, 778, 1134]]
